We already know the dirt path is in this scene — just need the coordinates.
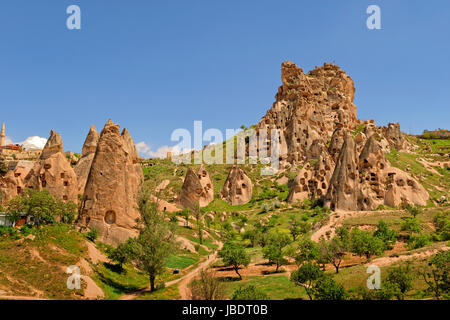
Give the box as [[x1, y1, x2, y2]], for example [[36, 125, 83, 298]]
[[366, 244, 450, 267], [119, 240, 223, 301]]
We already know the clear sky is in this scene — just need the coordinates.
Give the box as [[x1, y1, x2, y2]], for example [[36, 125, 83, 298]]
[[0, 0, 449, 156]]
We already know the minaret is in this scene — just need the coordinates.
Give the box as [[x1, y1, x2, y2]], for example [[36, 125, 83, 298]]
[[0, 122, 5, 147]]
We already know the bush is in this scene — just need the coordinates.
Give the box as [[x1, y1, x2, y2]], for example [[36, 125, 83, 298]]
[[232, 285, 268, 300], [433, 211, 450, 241], [401, 218, 421, 233], [408, 233, 432, 249], [20, 225, 32, 236], [86, 228, 98, 242], [0, 226, 15, 237]]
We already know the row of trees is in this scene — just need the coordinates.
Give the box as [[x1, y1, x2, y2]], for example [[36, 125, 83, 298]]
[[3, 189, 77, 225]]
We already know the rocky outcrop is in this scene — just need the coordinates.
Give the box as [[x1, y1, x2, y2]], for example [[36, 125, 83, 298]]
[[220, 166, 253, 205], [288, 155, 334, 203], [78, 120, 143, 246], [255, 61, 358, 165], [74, 125, 100, 195], [384, 167, 429, 207], [0, 161, 34, 204], [177, 165, 214, 209], [24, 131, 78, 203], [382, 123, 408, 150], [324, 135, 359, 211]]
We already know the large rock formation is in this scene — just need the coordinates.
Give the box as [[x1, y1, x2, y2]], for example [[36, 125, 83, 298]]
[[78, 120, 143, 246], [0, 161, 34, 204], [177, 165, 214, 209], [74, 125, 100, 195], [24, 131, 78, 203], [255, 61, 358, 165], [324, 135, 359, 211], [255, 61, 428, 211], [220, 166, 253, 205]]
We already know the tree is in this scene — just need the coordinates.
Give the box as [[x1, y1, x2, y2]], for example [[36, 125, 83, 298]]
[[401, 217, 421, 233], [373, 220, 397, 250], [326, 236, 347, 273], [290, 262, 323, 300], [294, 237, 319, 266], [127, 187, 178, 291], [419, 251, 450, 300], [288, 216, 310, 241], [350, 228, 385, 260], [385, 265, 414, 300], [6, 188, 76, 225], [190, 269, 225, 300], [232, 285, 269, 300], [406, 204, 421, 218], [107, 242, 132, 271], [262, 231, 291, 272], [86, 228, 98, 242], [313, 276, 347, 300], [218, 241, 250, 279]]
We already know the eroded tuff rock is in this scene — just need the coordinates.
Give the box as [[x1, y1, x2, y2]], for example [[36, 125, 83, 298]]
[[255, 61, 357, 165], [382, 123, 408, 151], [177, 165, 214, 209], [78, 120, 143, 246], [256, 61, 426, 211], [74, 125, 100, 195], [324, 135, 359, 211], [0, 161, 34, 204], [320, 135, 428, 211], [24, 131, 78, 203], [220, 166, 253, 205], [288, 155, 334, 203]]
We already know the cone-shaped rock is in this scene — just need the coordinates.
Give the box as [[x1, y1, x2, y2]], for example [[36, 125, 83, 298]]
[[324, 135, 359, 211], [177, 165, 214, 209], [220, 166, 253, 205], [24, 130, 78, 204], [40, 130, 63, 159], [74, 125, 100, 195], [78, 120, 143, 246]]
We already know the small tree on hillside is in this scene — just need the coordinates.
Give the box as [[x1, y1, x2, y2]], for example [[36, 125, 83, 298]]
[[385, 265, 414, 300], [218, 241, 250, 280], [419, 251, 450, 300], [127, 187, 178, 291], [263, 231, 291, 272], [373, 220, 397, 250], [350, 228, 385, 261], [193, 203, 204, 244], [290, 262, 324, 300], [178, 208, 191, 228], [294, 237, 319, 266], [190, 269, 225, 300], [325, 236, 347, 274]]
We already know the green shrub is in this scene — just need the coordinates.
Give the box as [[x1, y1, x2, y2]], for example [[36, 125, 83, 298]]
[[232, 285, 268, 300], [86, 228, 98, 242], [408, 234, 432, 249]]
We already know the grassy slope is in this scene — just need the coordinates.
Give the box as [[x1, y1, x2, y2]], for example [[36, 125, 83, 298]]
[[0, 224, 87, 299]]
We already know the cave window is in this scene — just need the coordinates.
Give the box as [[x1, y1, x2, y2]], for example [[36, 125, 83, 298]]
[[104, 210, 116, 225], [42, 180, 47, 188], [44, 164, 52, 170], [62, 195, 68, 201], [61, 173, 65, 179], [64, 181, 69, 187], [17, 186, 22, 194]]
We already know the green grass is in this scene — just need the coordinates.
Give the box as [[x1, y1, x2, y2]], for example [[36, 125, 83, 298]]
[[165, 254, 199, 269], [0, 224, 86, 299], [223, 275, 307, 300], [134, 285, 181, 300], [93, 262, 150, 300]]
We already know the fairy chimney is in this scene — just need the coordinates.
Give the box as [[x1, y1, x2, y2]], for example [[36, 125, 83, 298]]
[[78, 120, 143, 246]]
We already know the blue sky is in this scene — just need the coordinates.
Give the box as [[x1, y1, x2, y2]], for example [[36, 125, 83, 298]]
[[0, 0, 449, 156]]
